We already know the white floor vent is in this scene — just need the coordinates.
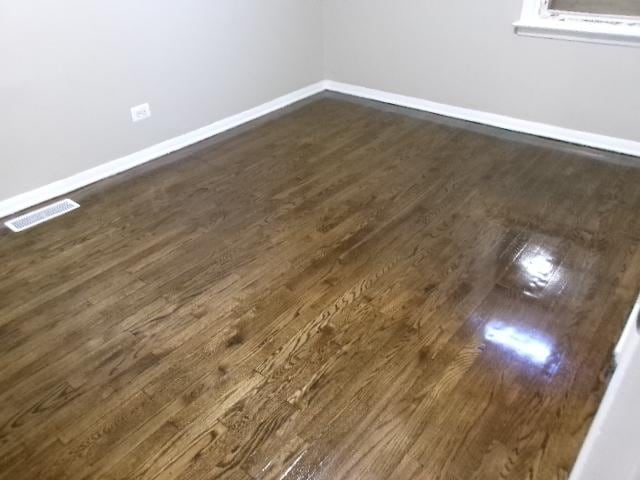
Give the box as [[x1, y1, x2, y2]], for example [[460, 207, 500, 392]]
[[4, 199, 80, 232]]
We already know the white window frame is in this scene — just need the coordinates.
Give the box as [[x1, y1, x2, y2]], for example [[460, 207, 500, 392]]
[[514, 0, 640, 47]]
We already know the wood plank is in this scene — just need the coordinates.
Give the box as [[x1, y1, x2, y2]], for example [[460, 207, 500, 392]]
[[1, 93, 640, 479]]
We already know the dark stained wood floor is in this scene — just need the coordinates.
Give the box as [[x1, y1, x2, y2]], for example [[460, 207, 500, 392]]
[[1, 93, 640, 480]]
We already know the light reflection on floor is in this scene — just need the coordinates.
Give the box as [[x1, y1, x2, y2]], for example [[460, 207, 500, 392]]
[[484, 321, 553, 366], [517, 247, 558, 298], [520, 251, 555, 280]]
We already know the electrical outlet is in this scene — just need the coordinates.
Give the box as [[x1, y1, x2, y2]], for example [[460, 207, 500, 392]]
[[131, 103, 151, 122]]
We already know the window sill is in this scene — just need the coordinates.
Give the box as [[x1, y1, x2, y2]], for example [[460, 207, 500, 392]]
[[514, 17, 640, 47]]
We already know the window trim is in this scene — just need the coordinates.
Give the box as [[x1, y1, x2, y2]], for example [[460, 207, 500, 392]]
[[514, 0, 640, 47]]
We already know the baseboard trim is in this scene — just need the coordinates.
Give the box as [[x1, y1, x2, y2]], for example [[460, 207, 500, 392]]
[[3, 78, 639, 219], [325, 80, 640, 159], [0, 81, 326, 219]]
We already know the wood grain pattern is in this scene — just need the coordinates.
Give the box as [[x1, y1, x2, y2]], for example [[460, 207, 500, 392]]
[[1, 92, 640, 479]]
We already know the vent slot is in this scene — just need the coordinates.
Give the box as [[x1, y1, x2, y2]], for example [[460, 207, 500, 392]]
[[5, 199, 80, 232]]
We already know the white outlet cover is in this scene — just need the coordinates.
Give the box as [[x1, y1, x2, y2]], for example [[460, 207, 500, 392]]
[[131, 103, 151, 122]]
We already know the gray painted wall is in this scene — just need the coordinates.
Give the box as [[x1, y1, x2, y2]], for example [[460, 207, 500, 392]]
[[323, 0, 640, 144], [0, 0, 323, 201], [3, 0, 640, 205]]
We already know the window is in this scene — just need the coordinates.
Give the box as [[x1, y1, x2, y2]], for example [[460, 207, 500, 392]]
[[550, 0, 640, 17], [514, 0, 640, 47]]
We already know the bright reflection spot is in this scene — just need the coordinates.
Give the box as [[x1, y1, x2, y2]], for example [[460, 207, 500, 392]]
[[520, 252, 554, 279], [280, 453, 303, 478], [484, 322, 553, 365]]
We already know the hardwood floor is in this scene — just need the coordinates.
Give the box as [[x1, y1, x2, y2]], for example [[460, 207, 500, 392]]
[[1, 93, 640, 479]]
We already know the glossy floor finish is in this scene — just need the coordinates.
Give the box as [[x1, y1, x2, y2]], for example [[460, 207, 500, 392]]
[[2, 94, 640, 480]]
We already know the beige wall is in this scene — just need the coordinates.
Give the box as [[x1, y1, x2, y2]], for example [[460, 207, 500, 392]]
[[323, 0, 640, 144], [0, 0, 323, 201]]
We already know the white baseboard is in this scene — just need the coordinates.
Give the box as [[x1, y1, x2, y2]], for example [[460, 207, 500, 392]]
[[614, 294, 640, 367], [325, 80, 640, 159], [3, 78, 639, 219], [0, 81, 326, 219]]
